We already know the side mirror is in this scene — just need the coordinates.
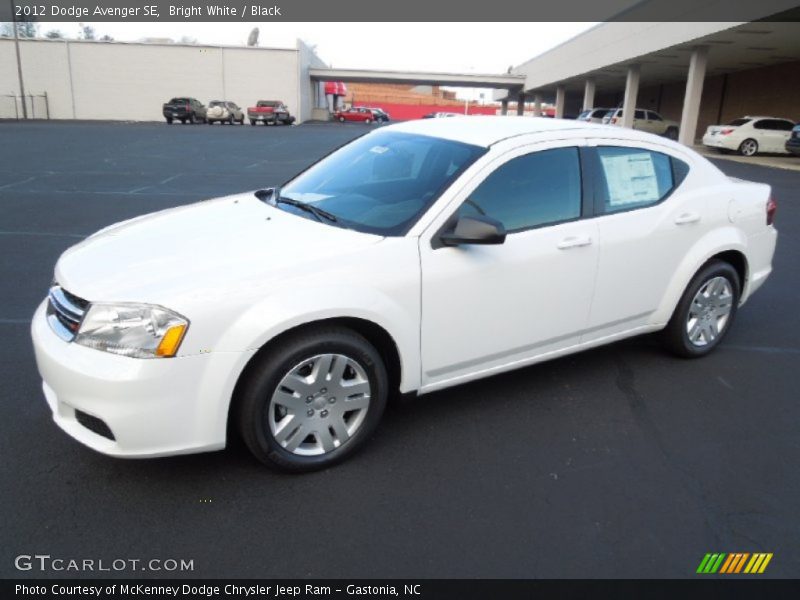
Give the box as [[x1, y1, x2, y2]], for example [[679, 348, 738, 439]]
[[439, 215, 506, 247]]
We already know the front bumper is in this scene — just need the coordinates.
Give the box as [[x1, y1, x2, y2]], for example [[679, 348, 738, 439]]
[[31, 301, 254, 458], [250, 114, 277, 122], [785, 139, 800, 155]]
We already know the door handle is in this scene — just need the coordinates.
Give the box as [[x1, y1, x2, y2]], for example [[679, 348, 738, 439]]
[[674, 212, 700, 225], [557, 235, 593, 250]]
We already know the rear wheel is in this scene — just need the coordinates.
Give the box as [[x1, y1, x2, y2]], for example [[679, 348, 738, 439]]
[[365, 117, 372, 124], [662, 260, 740, 358], [188, 113, 196, 124], [739, 138, 758, 156], [236, 327, 388, 472], [250, 119, 256, 125], [665, 127, 678, 140], [165, 118, 173, 124], [338, 116, 345, 123]]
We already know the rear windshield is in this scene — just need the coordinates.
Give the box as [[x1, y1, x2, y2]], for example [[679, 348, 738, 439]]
[[169, 98, 189, 104], [257, 101, 280, 107], [727, 118, 751, 127], [209, 101, 224, 107], [578, 110, 591, 119]]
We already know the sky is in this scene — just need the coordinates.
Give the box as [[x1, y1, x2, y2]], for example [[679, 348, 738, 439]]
[[42, 22, 594, 71], [39, 22, 596, 99]]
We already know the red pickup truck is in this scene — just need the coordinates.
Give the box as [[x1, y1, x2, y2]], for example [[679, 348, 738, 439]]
[[247, 100, 295, 126]]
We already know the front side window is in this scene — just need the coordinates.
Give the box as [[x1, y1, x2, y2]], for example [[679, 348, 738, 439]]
[[456, 147, 582, 232], [594, 146, 687, 213], [647, 111, 663, 121], [635, 110, 646, 120], [279, 131, 485, 236]]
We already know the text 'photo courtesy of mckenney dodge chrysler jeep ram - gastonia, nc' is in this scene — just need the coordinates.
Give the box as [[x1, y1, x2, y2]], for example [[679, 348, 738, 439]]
[[31, 116, 777, 472]]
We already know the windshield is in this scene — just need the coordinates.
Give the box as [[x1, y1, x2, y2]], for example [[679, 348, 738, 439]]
[[278, 131, 485, 236]]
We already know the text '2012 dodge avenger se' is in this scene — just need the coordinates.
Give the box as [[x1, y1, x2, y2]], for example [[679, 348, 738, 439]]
[[32, 117, 777, 471]]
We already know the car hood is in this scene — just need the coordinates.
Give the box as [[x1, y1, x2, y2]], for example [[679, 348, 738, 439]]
[[55, 192, 384, 307]]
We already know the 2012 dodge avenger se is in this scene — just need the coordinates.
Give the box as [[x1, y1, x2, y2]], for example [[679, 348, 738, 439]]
[[31, 117, 777, 471]]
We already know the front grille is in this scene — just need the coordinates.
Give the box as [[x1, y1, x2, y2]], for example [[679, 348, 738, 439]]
[[46, 285, 89, 341], [75, 410, 115, 441]]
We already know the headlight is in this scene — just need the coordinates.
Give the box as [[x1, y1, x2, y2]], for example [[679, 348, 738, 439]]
[[75, 303, 188, 358]]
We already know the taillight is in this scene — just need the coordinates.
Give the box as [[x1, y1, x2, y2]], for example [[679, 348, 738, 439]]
[[720, 128, 734, 135], [766, 195, 777, 226], [186, 102, 191, 111], [611, 117, 618, 124]]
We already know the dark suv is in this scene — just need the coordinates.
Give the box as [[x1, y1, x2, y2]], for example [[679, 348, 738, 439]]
[[786, 124, 800, 156], [162, 98, 207, 124]]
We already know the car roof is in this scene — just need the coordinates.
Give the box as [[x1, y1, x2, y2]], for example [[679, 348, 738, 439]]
[[386, 115, 660, 147], [743, 115, 792, 120]]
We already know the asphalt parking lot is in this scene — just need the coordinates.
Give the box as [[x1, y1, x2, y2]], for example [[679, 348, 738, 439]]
[[1, 121, 798, 579]]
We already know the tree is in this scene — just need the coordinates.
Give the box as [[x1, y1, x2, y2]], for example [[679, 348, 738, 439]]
[[0, 21, 39, 38], [79, 24, 95, 40], [45, 30, 65, 39]]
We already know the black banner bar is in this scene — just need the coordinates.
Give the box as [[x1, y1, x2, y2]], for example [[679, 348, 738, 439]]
[[1, 0, 799, 22], [4, 579, 800, 600]]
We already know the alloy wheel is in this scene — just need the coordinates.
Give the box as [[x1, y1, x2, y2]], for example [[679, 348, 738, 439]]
[[686, 276, 734, 347]]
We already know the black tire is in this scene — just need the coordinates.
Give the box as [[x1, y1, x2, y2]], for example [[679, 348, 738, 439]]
[[228, 115, 234, 125], [338, 116, 345, 123], [739, 138, 758, 157], [207, 119, 214, 125], [365, 117, 372, 124], [239, 116, 245, 125], [236, 327, 389, 472], [665, 127, 678, 140], [180, 119, 186, 124], [250, 119, 256, 125], [662, 260, 740, 358], [188, 113, 196, 124], [165, 118, 173, 124]]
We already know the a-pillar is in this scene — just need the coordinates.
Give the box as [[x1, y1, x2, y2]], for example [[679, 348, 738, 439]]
[[620, 64, 640, 129], [678, 46, 708, 146]]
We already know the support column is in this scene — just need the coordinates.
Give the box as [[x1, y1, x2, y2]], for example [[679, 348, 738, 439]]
[[678, 46, 708, 146], [516, 91, 526, 116], [501, 99, 508, 116], [532, 93, 542, 117], [621, 64, 640, 129], [582, 79, 596, 111], [555, 86, 566, 119]]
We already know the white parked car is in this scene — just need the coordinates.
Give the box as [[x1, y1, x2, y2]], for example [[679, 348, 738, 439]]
[[603, 108, 680, 139], [702, 116, 796, 156], [205, 100, 245, 125], [577, 107, 612, 123], [32, 118, 777, 471]]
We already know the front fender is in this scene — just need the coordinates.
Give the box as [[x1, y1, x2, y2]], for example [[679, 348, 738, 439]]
[[214, 284, 421, 394]]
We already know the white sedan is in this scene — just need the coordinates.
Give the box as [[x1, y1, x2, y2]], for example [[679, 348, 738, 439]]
[[32, 118, 777, 471], [702, 116, 796, 156]]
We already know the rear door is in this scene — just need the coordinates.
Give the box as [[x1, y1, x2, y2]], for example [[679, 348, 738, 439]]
[[582, 140, 701, 339]]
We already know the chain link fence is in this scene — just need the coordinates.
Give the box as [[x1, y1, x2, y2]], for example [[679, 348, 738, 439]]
[[0, 93, 50, 120]]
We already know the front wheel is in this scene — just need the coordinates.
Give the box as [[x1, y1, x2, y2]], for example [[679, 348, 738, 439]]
[[662, 260, 740, 358], [236, 327, 388, 472], [165, 118, 173, 124], [739, 138, 758, 156], [338, 116, 345, 123]]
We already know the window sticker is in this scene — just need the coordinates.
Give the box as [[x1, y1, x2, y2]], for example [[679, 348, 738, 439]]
[[600, 152, 660, 206], [370, 146, 389, 155]]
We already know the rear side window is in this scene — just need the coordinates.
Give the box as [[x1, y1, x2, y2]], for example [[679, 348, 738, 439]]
[[635, 110, 646, 119], [727, 118, 751, 127], [594, 146, 688, 214], [647, 111, 663, 121], [457, 147, 582, 232]]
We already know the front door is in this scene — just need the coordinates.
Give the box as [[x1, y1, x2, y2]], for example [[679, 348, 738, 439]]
[[420, 142, 599, 391]]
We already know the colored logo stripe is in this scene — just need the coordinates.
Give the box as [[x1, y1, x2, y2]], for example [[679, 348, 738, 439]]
[[697, 553, 773, 574]]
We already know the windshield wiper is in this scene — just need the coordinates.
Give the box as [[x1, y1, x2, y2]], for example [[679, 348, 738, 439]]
[[254, 188, 338, 223]]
